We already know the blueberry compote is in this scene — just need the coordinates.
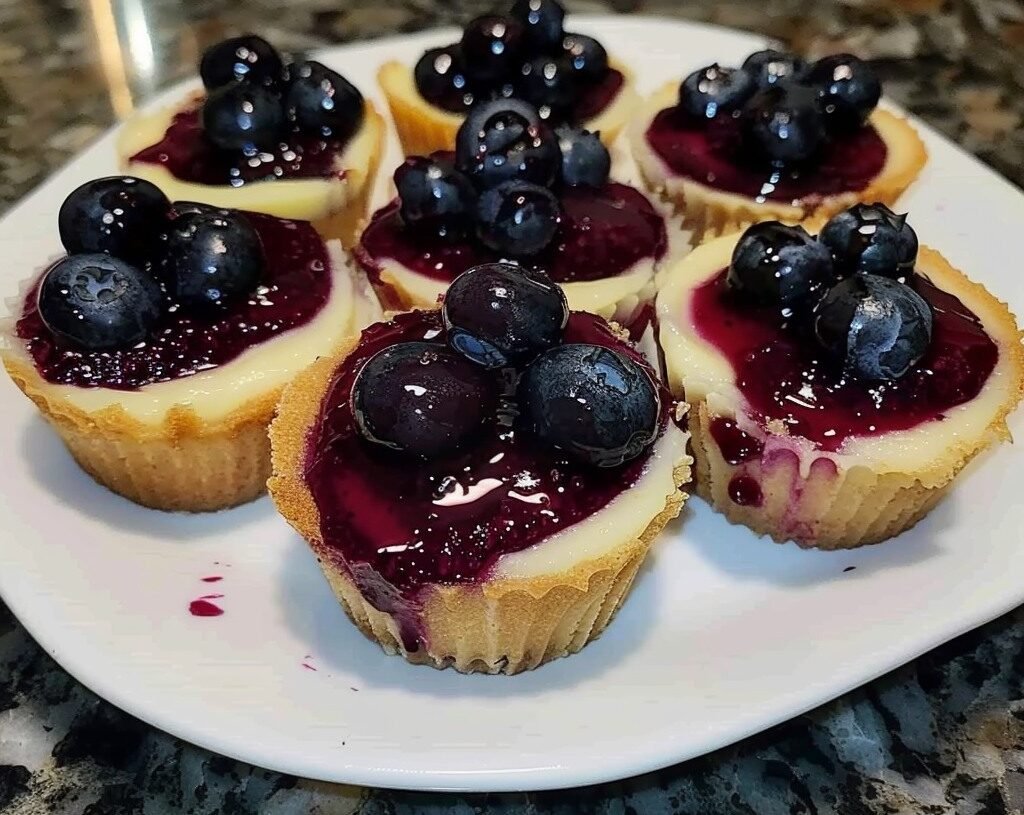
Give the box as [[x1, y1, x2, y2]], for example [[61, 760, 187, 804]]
[[692, 269, 998, 451], [645, 50, 890, 203], [646, 107, 887, 202], [17, 213, 331, 389], [358, 181, 665, 284], [131, 103, 350, 186], [304, 310, 668, 648]]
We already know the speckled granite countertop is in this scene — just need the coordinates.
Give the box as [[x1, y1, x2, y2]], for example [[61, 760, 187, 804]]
[[2, 0, 1024, 812]]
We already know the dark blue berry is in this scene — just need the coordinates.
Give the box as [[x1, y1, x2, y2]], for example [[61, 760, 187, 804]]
[[199, 35, 284, 90], [741, 49, 806, 89], [165, 211, 264, 307], [58, 176, 170, 266], [805, 54, 881, 133], [201, 83, 286, 151], [518, 344, 661, 467], [518, 57, 577, 119], [38, 254, 163, 350], [352, 342, 496, 458], [460, 15, 526, 86], [510, 0, 566, 52], [678, 64, 756, 121], [560, 33, 608, 84], [414, 45, 476, 112], [744, 81, 826, 164], [728, 222, 834, 311], [394, 155, 475, 241], [818, 203, 918, 279], [285, 61, 363, 139], [813, 274, 932, 381], [476, 180, 561, 257], [455, 99, 561, 189], [443, 263, 568, 368], [170, 201, 228, 219], [557, 127, 610, 187]]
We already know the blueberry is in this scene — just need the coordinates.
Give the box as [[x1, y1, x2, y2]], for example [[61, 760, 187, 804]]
[[170, 200, 229, 219], [351, 342, 496, 458], [164, 211, 264, 307], [727, 221, 834, 311], [813, 274, 932, 381], [414, 45, 476, 112], [201, 82, 286, 151], [741, 49, 806, 90], [38, 254, 163, 350], [476, 180, 561, 257], [285, 61, 363, 139], [518, 57, 578, 118], [58, 176, 170, 266], [199, 35, 284, 90], [394, 155, 475, 241], [443, 263, 568, 368], [678, 64, 756, 121], [560, 33, 609, 84], [744, 81, 826, 164], [460, 15, 526, 86], [805, 53, 881, 133], [455, 98, 561, 189], [557, 127, 610, 187], [518, 344, 661, 467], [510, 0, 566, 52], [818, 203, 918, 279]]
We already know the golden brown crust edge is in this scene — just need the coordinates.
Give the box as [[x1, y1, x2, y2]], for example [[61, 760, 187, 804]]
[[268, 333, 692, 673], [628, 82, 928, 244], [377, 59, 638, 157], [663, 243, 1024, 550]]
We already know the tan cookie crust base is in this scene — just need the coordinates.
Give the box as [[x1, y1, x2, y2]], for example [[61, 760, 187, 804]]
[[659, 242, 1024, 549], [2, 352, 286, 511], [269, 336, 691, 674], [377, 59, 639, 157], [629, 82, 928, 243]]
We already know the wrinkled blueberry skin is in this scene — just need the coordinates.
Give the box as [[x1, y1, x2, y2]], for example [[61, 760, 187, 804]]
[[38, 254, 163, 350], [518, 343, 661, 467], [818, 203, 918, 279], [727, 221, 834, 311], [814, 274, 933, 381]]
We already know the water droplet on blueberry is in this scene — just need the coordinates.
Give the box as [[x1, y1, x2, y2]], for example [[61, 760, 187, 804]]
[[475, 180, 561, 257], [728, 221, 834, 311], [199, 35, 284, 90], [818, 203, 918, 279], [285, 60, 364, 140]]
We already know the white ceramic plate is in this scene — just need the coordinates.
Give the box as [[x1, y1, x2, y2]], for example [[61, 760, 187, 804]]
[[1, 16, 1023, 794]]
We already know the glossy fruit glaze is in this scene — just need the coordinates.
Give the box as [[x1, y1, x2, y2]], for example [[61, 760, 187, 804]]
[[645, 106, 887, 202], [303, 309, 670, 650], [692, 269, 998, 452], [357, 181, 666, 284], [17, 213, 332, 390], [130, 102, 352, 186]]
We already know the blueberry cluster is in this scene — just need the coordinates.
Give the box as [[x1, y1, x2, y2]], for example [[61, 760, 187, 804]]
[[727, 203, 933, 381], [198, 36, 364, 153], [679, 50, 882, 165], [351, 263, 661, 467], [396, 99, 610, 256], [39, 177, 266, 350], [414, 0, 608, 121]]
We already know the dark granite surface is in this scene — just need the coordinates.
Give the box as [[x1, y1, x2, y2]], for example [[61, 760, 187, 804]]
[[2, 0, 1024, 811]]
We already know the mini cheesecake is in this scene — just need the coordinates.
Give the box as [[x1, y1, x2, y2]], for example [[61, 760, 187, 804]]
[[2, 183, 380, 512], [356, 101, 684, 326], [630, 53, 927, 240], [269, 266, 691, 674], [657, 213, 1024, 548], [117, 36, 384, 244], [379, 0, 637, 156]]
